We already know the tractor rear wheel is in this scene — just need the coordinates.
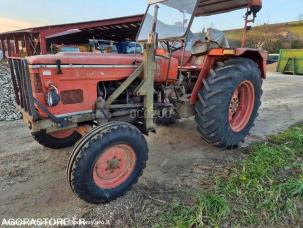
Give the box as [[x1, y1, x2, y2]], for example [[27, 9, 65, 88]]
[[67, 121, 148, 204], [195, 58, 262, 148], [32, 129, 82, 149]]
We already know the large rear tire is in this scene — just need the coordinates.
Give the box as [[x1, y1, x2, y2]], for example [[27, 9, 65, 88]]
[[195, 58, 263, 148], [67, 122, 148, 204], [32, 129, 82, 149]]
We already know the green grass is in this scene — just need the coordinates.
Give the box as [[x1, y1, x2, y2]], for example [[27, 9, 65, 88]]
[[157, 193, 228, 228], [156, 125, 303, 227]]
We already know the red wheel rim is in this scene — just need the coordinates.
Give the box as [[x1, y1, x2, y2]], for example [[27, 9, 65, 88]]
[[228, 80, 255, 133], [49, 129, 74, 139], [93, 144, 136, 189]]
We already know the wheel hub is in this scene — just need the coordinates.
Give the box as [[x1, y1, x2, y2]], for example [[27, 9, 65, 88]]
[[229, 96, 241, 114], [95, 157, 121, 176], [228, 81, 255, 133], [93, 144, 136, 189], [107, 157, 120, 170]]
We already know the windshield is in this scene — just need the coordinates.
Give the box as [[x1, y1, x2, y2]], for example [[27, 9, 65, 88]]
[[137, 0, 198, 41]]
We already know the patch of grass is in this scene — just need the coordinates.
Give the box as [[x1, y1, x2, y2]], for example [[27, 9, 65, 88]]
[[156, 125, 303, 227], [158, 193, 228, 228], [288, 23, 303, 37]]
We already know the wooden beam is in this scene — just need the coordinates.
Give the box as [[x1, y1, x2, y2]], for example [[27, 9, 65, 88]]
[[6, 36, 12, 57], [14, 36, 20, 56], [24, 34, 32, 56], [40, 33, 47, 55]]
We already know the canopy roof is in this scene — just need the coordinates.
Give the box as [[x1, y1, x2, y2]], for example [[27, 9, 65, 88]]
[[148, 0, 261, 16], [195, 0, 249, 16]]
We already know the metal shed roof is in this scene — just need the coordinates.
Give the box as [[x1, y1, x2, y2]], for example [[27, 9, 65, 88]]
[[0, 14, 144, 37], [0, 14, 144, 57]]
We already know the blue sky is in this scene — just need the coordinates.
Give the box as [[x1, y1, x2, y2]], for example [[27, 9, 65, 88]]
[[0, 0, 302, 32]]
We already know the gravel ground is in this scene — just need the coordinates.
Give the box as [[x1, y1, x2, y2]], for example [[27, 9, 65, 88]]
[[0, 64, 21, 121]]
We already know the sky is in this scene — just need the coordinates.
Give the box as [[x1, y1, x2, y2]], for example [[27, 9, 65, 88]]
[[0, 0, 302, 33]]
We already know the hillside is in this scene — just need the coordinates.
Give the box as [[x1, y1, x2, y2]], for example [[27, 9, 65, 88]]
[[224, 20, 303, 53]]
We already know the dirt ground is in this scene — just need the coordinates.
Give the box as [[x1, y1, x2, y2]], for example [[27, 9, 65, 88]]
[[1, 73, 303, 227]]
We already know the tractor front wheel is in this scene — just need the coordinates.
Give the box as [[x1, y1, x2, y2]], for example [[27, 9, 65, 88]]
[[67, 122, 148, 204], [32, 129, 82, 149], [195, 58, 263, 148]]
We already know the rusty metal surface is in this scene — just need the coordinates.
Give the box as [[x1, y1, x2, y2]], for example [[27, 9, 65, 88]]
[[196, 0, 250, 16], [60, 89, 84, 105], [148, 0, 260, 17]]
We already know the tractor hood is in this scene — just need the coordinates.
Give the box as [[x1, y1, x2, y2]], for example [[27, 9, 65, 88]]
[[26, 52, 142, 66]]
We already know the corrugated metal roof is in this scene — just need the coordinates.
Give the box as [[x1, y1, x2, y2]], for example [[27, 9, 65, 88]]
[[0, 14, 144, 36]]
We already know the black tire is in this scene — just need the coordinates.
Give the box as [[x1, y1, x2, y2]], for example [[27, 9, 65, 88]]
[[68, 121, 148, 204], [195, 58, 263, 148], [32, 130, 82, 149]]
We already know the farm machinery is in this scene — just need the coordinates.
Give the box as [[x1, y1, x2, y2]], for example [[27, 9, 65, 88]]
[[9, 0, 266, 203]]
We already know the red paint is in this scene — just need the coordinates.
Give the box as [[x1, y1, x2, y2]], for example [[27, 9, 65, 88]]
[[235, 48, 268, 78], [93, 144, 136, 189], [49, 129, 74, 139], [190, 55, 215, 104], [190, 48, 267, 105], [228, 80, 255, 132], [27, 52, 178, 117], [17, 46, 266, 118], [40, 33, 47, 55], [27, 52, 142, 65], [171, 50, 192, 66]]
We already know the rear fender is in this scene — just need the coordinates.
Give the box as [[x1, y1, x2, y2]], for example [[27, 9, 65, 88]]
[[235, 48, 268, 79], [190, 48, 267, 105]]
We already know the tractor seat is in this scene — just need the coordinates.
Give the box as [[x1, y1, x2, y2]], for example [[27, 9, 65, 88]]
[[191, 28, 230, 56]]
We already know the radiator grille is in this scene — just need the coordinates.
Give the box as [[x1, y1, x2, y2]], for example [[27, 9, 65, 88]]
[[60, 89, 84, 105], [8, 58, 38, 120]]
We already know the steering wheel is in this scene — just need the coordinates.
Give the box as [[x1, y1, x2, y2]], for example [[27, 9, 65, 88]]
[[160, 41, 185, 54], [171, 45, 185, 53]]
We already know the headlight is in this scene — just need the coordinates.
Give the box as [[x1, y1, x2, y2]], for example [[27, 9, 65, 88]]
[[45, 84, 60, 107]]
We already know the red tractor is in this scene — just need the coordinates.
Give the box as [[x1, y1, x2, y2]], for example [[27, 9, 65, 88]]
[[9, 0, 266, 204]]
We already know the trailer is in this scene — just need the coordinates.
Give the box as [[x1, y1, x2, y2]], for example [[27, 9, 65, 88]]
[[277, 49, 303, 75]]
